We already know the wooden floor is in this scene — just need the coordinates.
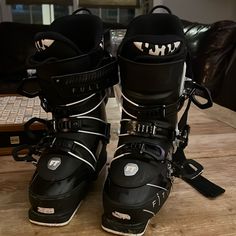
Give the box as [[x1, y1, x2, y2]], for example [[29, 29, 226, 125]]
[[0, 98, 236, 236]]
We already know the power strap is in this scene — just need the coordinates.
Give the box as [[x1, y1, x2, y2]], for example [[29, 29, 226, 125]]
[[51, 58, 119, 95], [173, 80, 225, 198], [17, 57, 118, 98]]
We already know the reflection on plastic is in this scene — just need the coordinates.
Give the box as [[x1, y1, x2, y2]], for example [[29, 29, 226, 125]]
[[110, 29, 126, 56]]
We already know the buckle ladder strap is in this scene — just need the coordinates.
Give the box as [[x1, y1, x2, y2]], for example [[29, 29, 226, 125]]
[[23, 115, 110, 142], [51, 58, 119, 95], [122, 98, 178, 120], [120, 120, 175, 140], [50, 117, 110, 142], [173, 80, 225, 198]]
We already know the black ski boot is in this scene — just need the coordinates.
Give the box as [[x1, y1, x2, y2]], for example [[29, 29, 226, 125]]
[[102, 6, 224, 236], [13, 10, 118, 226]]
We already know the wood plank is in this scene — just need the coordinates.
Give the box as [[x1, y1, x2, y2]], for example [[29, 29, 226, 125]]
[[186, 133, 236, 159], [189, 121, 236, 135], [0, 155, 35, 174]]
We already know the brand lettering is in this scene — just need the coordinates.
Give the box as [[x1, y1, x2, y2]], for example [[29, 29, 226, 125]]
[[47, 157, 61, 170], [35, 39, 55, 51], [124, 163, 139, 176], [112, 211, 131, 220], [133, 41, 181, 56]]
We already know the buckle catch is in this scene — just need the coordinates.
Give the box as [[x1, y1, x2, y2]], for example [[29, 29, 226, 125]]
[[173, 159, 204, 180]]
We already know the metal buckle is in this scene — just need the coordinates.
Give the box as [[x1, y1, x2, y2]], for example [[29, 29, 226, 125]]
[[174, 159, 204, 180], [56, 118, 82, 132], [178, 125, 190, 148], [161, 105, 166, 118], [128, 121, 158, 137], [12, 144, 37, 164], [140, 143, 165, 161], [185, 81, 213, 109], [57, 118, 72, 132], [41, 97, 51, 112], [144, 105, 166, 118]]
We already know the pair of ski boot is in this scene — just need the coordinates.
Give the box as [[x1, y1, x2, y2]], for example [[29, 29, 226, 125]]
[[13, 6, 224, 235]]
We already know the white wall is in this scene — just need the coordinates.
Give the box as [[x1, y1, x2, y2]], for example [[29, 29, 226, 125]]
[[153, 0, 236, 23], [0, 0, 12, 22]]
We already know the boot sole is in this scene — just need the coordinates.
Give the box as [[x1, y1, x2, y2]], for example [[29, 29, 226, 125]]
[[101, 215, 149, 236], [29, 202, 82, 227]]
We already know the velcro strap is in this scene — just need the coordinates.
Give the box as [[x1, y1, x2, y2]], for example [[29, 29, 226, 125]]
[[122, 99, 178, 120], [51, 58, 118, 95], [50, 117, 110, 141], [120, 120, 175, 139]]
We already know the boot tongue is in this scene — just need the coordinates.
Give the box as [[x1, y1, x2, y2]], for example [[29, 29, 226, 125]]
[[33, 31, 82, 62], [120, 35, 183, 63]]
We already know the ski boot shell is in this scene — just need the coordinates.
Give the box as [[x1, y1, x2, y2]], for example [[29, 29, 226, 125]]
[[102, 7, 224, 236], [102, 10, 187, 236], [13, 10, 118, 226]]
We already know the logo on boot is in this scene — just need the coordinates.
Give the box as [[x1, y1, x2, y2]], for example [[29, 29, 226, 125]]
[[35, 39, 55, 51], [124, 163, 139, 176], [133, 41, 181, 56], [47, 157, 61, 170], [112, 211, 131, 220]]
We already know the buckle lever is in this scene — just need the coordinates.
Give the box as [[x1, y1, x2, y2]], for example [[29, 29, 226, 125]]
[[186, 81, 213, 109], [24, 117, 48, 140], [173, 159, 204, 180], [57, 118, 72, 132], [12, 144, 37, 164], [178, 125, 190, 149]]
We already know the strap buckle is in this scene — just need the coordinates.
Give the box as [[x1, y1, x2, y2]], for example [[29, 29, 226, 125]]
[[185, 81, 213, 109], [12, 144, 38, 164], [139, 143, 165, 161], [124, 120, 174, 139], [136, 104, 166, 119], [56, 118, 73, 132], [177, 124, 190, 149], [24, 117, 48, 140], [173, 159, 204, 180], [129, 121, 158, 136]]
